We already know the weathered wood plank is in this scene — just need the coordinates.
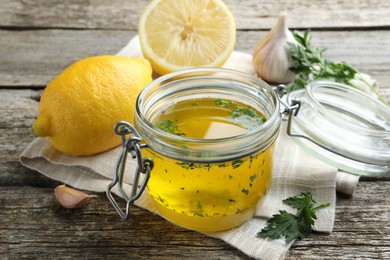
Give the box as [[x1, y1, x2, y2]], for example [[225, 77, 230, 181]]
[[1, 29, 390, 92], [289, 181, 390, 259], [0, 186, 250, 259], [0, 182, 388, 259], [0, 89, 59, 187], [1, 0, 390, 30], [1, 1, 389, 259], [0, 29, 132, 87]]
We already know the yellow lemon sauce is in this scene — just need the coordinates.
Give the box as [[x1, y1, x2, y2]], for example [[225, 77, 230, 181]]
[[145, 98, 273, 231]]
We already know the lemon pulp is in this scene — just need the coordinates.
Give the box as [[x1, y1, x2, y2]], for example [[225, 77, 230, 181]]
[[138, 0, 236, 75]]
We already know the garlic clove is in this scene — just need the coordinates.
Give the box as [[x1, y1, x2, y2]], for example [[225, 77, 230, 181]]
[[54, 184, 91, 209], [252, 12, 297, 84]]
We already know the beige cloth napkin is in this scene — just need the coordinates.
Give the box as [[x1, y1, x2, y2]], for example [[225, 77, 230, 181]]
[[19, 35, 360, 260]]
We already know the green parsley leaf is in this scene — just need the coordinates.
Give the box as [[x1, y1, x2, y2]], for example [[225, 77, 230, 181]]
[[288, 30, 357, 92], [258, 210, 302, 243], [287, 30, 388, 105], [283, 191, 317, 210], [257, 192, 330, 243]]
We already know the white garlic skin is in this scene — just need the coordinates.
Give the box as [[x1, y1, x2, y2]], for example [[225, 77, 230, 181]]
[[252, 12, 297, 84]]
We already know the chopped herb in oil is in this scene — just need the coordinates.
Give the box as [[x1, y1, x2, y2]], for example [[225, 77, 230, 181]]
[[250, 174, 257, 183], [156, 119, 185, 136], [232, 159, 244, 169], [214, 98, 235, 108], [241, 188, 250, 195], [176, 161, 196, 169]]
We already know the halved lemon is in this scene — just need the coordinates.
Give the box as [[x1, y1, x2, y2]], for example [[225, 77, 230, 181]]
[[138, 0, 236, 75]]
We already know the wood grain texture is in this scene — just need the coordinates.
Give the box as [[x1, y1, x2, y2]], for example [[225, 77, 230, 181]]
[[1, 0, 390, 259], [1, 0, 390, 30], [0, 29, 131, 87], [1, 29, 390, 95], [0, 89, 57, 187], [0, 182, 388, 259]]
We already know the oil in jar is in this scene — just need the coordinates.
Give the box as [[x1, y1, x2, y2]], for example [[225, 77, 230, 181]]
[[144, 98, 274, 231]]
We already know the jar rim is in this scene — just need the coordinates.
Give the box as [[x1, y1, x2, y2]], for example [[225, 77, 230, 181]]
[[137, 67, 280, 143], [135, 67, 281, 162], [287, 80, 390, 176], [306, 80, 390, 135]]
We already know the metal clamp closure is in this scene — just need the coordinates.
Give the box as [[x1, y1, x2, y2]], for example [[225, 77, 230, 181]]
[[273, 85, 320, 147], [106, 121, 154, 220], [273, 85, 301, 116], [285, 99, 302, 136], [272, 85, 312, 144]]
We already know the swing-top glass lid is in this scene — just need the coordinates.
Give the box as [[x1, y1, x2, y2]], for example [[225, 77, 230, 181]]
[[287, 81, 390, 176]]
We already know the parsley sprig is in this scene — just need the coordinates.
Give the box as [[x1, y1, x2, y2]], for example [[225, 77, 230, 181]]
[[257, 192, 330, 243], [288, 30, 388, 104], [287, 30, 357, 92]]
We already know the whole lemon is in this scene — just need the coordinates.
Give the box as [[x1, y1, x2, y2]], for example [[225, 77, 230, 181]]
[[32, 55, 153, 156]]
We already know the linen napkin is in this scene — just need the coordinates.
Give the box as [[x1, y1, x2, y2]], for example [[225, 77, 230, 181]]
[[19, 35, 359, 259]]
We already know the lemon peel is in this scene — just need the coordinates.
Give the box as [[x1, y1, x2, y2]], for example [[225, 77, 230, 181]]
[[33, 55, 153, 156]]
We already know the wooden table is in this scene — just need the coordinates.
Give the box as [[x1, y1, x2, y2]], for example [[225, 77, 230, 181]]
[[1, 0, 389, 259]]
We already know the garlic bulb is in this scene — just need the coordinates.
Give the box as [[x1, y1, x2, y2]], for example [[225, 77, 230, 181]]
[[252, 12, 297, 84]]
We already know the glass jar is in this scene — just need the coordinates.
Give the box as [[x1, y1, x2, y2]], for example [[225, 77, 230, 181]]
[[287, 81, 390, 176], [107, 68, 281, 231], [107, 70, 390, 231]]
